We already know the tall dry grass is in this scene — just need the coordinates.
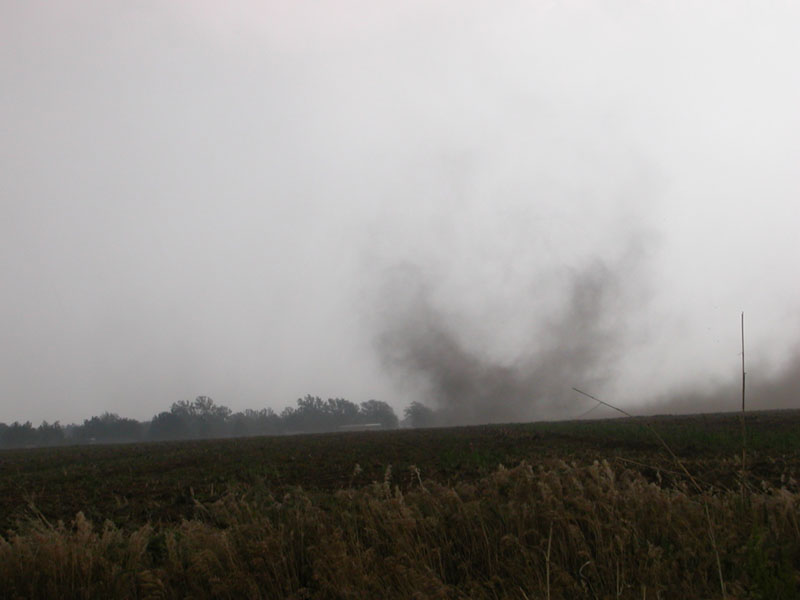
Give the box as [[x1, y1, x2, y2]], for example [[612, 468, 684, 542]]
[[1, 459, 798, 599]]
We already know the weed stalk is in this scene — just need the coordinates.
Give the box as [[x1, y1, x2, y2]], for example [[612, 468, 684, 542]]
[[571, 387, 727, 599]]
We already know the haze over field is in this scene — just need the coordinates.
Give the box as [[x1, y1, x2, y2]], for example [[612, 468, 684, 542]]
[[2, 1, 799, 424]]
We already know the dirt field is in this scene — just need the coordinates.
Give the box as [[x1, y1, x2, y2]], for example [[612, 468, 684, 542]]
[[2, 410, 799, 599], [2, 409, 798, 533]]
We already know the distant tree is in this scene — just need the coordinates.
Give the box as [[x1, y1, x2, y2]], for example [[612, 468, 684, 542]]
[[280, 396, 366, 433], [195, 396, 232, 438], [113, 417, 144, 442], [37, 421, 65, 446], [77, 413, 143, 443], [251, 407, 281, 434], [160, 396, 232, 439], [2, 421, 37, 447], [230, 412, 249, 437], [283, 395, 327, 432], [148, 411, 189, 441], [325, 398, 360, 425], [280, 405, 296, 430], [359, 400, 399, 428], [279, 396, 399, 432], [0, 393, 398, 447], [404, 402, 438, 428], [230, 408, 281, 437], [62, 423, 79, 442]]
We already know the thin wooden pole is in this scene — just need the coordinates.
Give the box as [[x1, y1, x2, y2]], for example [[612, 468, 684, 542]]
[[740, 312, 747, 487]]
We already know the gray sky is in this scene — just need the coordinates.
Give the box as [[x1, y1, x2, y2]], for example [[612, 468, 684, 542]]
[[2, 1, 799, 424]]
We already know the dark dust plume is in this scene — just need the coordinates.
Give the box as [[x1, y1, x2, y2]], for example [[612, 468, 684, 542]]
[[373, 255, 640, 426], [644, 348, 800, 415]]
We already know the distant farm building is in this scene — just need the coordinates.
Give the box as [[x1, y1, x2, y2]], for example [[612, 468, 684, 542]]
[[338, 423, 384, 432]]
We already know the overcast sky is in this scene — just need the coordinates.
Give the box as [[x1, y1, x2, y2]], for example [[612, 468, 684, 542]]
[[2, 1, 799, 424]]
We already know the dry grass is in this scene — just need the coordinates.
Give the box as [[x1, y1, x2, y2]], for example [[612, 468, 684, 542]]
[[2, 459, 798, 599]]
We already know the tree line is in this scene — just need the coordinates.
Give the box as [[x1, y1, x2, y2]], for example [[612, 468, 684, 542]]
[[0, 395, 412, 449]]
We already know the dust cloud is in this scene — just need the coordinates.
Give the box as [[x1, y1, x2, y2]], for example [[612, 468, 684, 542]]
[[373, 244, 646, 424], [373, 253, 799, 424], [642, 348, 800, 416]]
